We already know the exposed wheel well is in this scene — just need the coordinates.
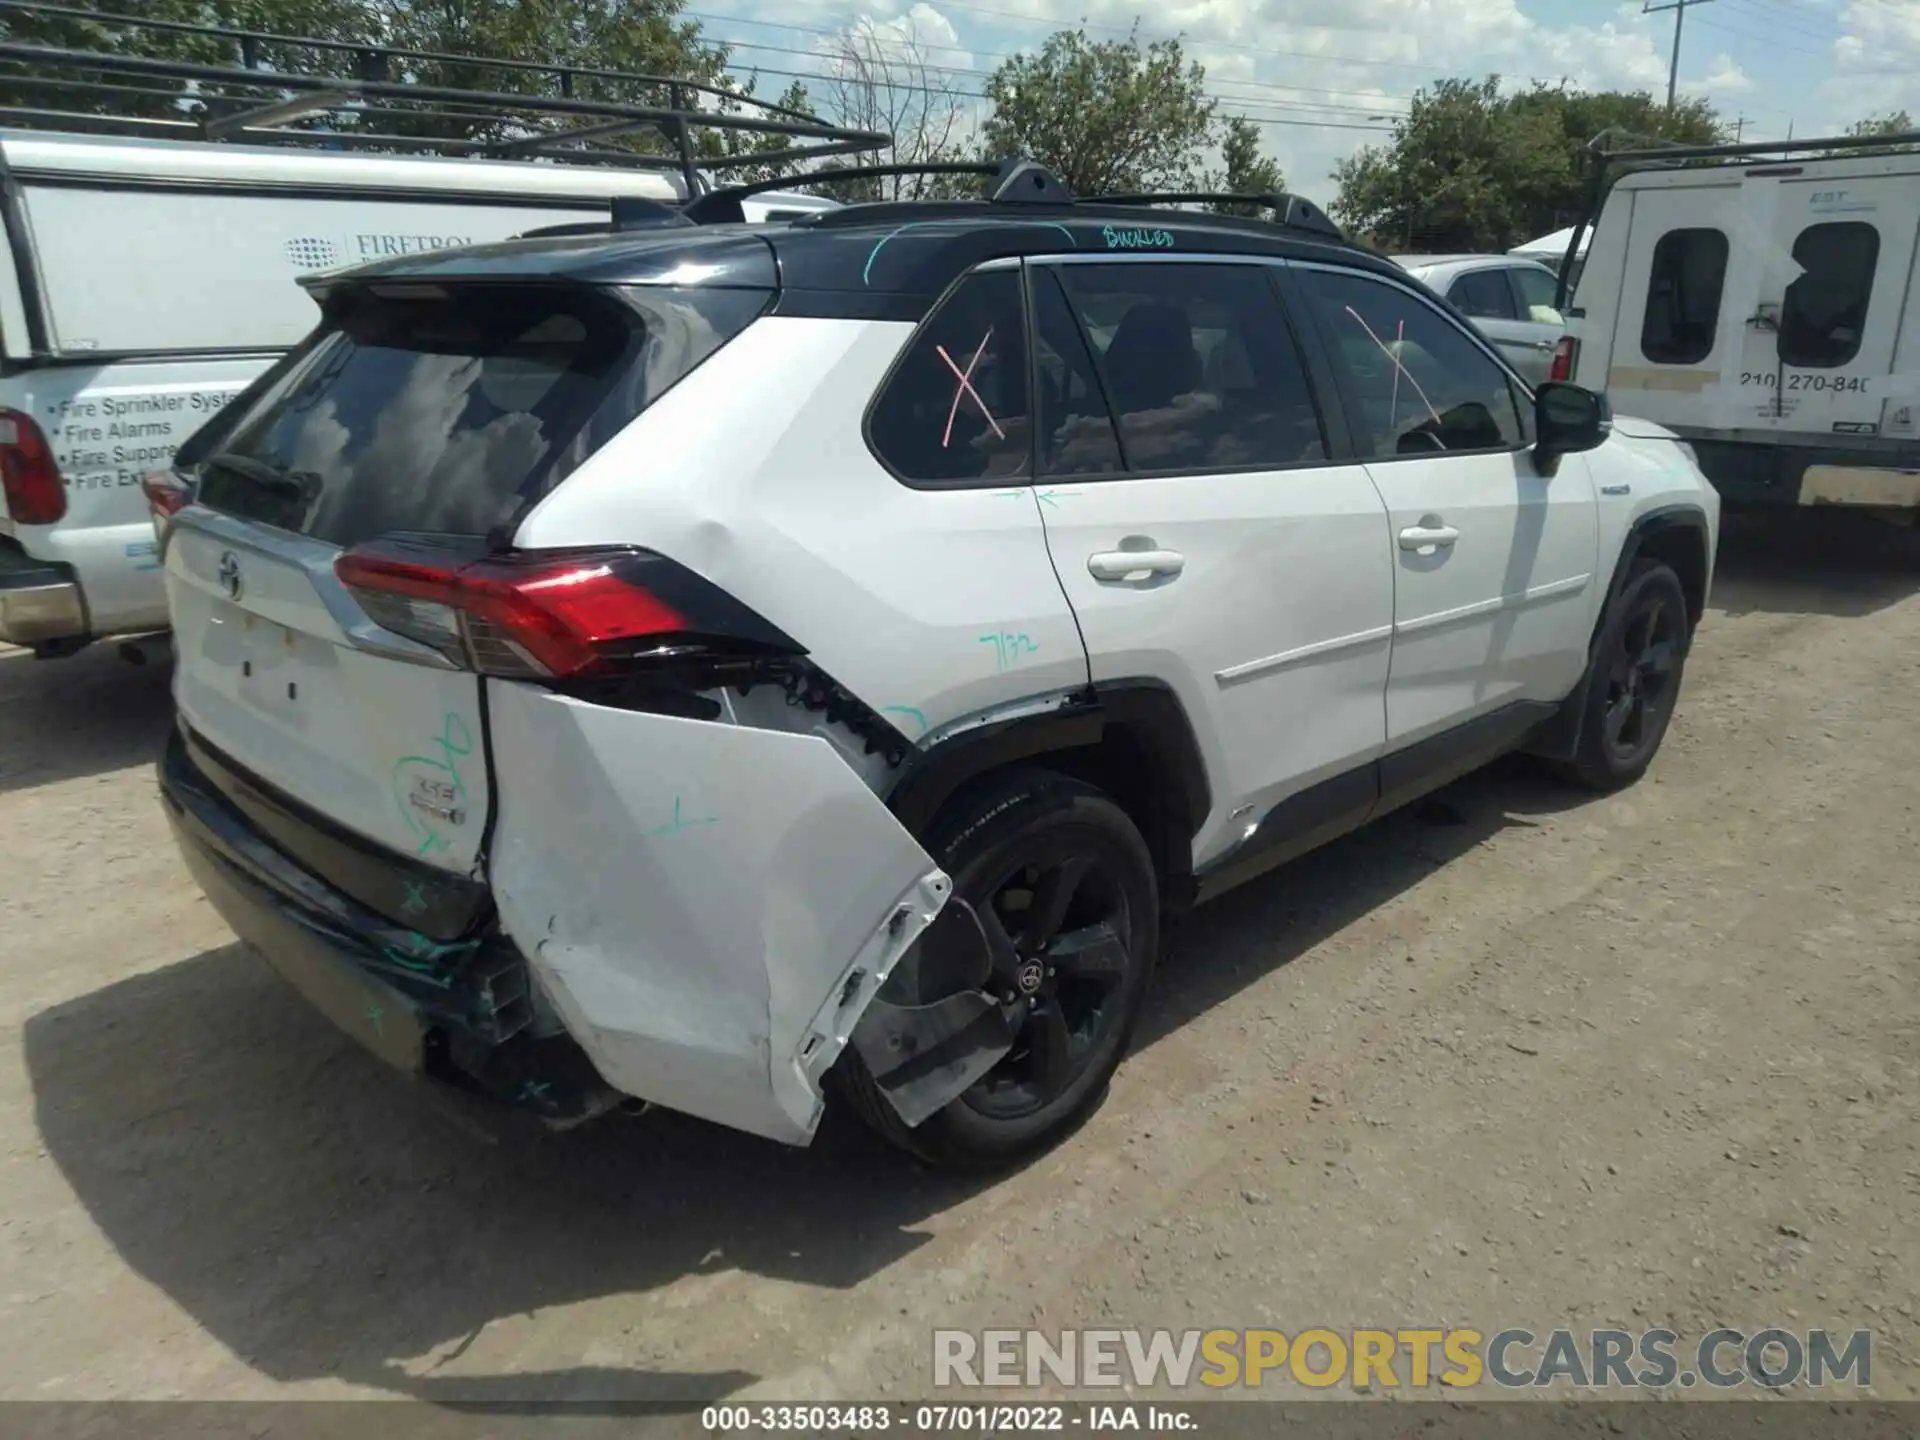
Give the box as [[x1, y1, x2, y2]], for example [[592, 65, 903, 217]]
[[886, 686, 1208, 912], [1018, 723, 1192, 899], [1633, 523, 1710, 632]]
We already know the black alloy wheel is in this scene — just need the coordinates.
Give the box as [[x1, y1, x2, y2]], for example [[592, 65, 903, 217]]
[[1601, 583, 1683, 765], [963, 845, 1136, 1121]]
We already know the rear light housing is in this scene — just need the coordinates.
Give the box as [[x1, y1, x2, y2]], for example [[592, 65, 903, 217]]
[[142, 470, 191, 545], [335, 535, 804, 681], [1548, 335, 1578, 383], [0, 406, 66, 526]]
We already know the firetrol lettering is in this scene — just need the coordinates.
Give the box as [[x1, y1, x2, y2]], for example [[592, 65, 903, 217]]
[[355, 233, 474, 258]]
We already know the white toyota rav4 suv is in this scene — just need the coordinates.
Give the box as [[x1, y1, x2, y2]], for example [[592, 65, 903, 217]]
[[154, 162, 1719, 1168]]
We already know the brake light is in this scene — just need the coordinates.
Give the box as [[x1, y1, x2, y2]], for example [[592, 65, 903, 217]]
[[335, 537, 803, 680], [0, 407, 66, 525], [1549, 335, 1578, 383], [142, 470, 190, 544]]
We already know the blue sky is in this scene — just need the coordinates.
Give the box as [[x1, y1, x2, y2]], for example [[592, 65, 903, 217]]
[[693, 0, 1920, 205]]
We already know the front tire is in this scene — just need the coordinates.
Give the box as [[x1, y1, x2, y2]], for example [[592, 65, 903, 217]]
[[840, 769, 1159, 1169], [1558, 558, 1692, 791]]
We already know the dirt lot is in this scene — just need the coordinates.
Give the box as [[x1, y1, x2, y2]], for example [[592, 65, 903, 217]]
[[1, 514, 1916, 1406]]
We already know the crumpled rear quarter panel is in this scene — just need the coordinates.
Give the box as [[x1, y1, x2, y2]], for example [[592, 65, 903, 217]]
[[485, 680, 950, 1144]]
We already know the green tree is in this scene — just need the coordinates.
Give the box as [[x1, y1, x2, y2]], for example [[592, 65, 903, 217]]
[[1209, 115, 1285, 216], [1847, 110, 1914, 136], [1332, 77, 1722, 252], [979, 26, 1215, 197], [0, 1, 375, 122]]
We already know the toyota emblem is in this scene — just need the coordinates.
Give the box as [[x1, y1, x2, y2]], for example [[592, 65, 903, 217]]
[[1015, 959, 1046, 995], [217, 550, 243, 601]]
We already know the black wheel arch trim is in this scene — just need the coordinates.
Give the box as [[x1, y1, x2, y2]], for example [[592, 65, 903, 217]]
[[1526, 502, 1710, 763], [885, 678, 1212, 886]]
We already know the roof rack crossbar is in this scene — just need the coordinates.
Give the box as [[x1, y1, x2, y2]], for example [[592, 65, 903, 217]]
[[203, 90, 361, 140], [0, 0, 817, 123], [0, 1, 890, 190], [1094, 189, 1344, 240], [1597, 128, 1920, 165]]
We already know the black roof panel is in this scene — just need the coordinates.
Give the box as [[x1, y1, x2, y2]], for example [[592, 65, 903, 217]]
[[309, 204, 1405, 321]]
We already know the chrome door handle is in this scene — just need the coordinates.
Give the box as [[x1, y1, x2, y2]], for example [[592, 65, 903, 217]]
[[1528, 340, 1556, 351], [1088, 548, 1185, 581], [1398, 524, 1459, 552]]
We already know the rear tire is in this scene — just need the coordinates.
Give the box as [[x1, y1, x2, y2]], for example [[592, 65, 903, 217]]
[[839, 768, 1159, 1169], [1557, 558, 1692, 792]]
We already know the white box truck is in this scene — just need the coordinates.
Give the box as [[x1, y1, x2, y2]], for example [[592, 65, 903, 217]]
[[1551, 130, 1920, 515]]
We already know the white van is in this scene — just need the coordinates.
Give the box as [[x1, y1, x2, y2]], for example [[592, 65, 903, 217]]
[[0, 130, 839, 656], [1560, 131, 1920, 512]]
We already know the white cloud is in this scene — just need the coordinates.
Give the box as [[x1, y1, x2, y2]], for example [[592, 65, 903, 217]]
[[1695, 52, 1754, 96], [1826, 0, 1920, 123]]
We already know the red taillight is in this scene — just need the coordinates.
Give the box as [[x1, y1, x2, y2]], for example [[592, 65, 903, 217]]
[[1549, 335, 1578, 383], [334, 540, 799, 681], [142, 470, 190, 544], [0, 406, 66, 525]]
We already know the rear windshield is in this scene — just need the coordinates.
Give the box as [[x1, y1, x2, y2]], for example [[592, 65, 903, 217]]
[[191, 283, 767, 547]]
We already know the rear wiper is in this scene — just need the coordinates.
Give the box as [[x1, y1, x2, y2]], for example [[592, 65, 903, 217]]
[[203, 452, 309, 497]]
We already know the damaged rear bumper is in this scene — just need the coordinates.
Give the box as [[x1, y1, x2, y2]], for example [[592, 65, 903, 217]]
[[485, 683, 955, 1146], [159, 726, 618, 1127]]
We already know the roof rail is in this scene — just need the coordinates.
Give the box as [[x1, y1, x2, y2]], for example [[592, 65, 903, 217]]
[[0, 0, 889, 194], [685, 159, 1350, 242], [1093, 190, 1343, 239]]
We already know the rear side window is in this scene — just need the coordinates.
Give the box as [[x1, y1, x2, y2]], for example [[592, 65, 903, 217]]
[[1300, 269, 1525, 458], [867, 269, 1032, 484], [1512, 266, 1564, 323], [194, 283, 766, 547], [1641, 228, 1728, 365], [1780, 221, 1879, 369], [1055, 263, 1326, 473], [1448, 269, 1518, 321]]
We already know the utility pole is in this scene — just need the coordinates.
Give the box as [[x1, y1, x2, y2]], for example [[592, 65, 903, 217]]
[[1732, 113, 1748, 142], [1643, 0, 1715, 111]]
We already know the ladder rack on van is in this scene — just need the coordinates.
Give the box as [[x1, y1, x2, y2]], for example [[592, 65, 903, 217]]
[[1554, 125, 1920, 309], [0, 0, 890, 194]]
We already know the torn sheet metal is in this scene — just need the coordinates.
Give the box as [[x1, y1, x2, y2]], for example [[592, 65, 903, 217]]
[[485, 681, 952, 1145]]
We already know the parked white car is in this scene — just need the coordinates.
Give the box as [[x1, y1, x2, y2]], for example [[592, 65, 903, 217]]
[[0, 130, 838, 657], [156, 161, 1719, 1168]]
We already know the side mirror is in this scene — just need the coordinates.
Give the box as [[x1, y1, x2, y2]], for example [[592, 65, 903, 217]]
[[1534, 381, 1611, 462]]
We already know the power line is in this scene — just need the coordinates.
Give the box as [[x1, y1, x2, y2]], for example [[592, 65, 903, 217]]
[[1692, 14, 1835, 59], [693, 2, 1565, 83], [1716, 0, 1834, 43], [711, 28, 1409, 119], [692, 11, 1423, 110], [713, 59, 1400, 132]]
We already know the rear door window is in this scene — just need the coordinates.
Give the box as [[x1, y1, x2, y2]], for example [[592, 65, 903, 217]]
[[1053, 262, 1327, 473], [1641, 228, 1729, 364], [192, 283, 766, 547], [1780, 221, 1879, 368], [1448, 269, 1519, 321], [1512, 265, 1564, 323]]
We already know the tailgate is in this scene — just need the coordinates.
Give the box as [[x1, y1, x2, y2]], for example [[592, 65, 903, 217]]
[[166, 511, 490, 872]]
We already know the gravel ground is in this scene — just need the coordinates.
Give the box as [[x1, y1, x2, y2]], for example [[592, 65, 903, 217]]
[[1, 513, 1915, 1405]]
